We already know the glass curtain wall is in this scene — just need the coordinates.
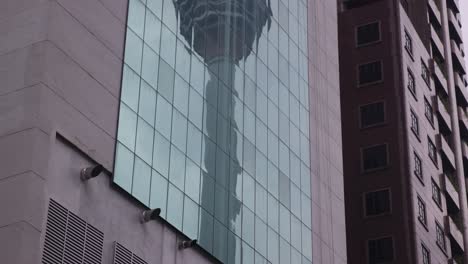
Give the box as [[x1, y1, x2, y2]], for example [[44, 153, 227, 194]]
[[114, 0, 312, 263]]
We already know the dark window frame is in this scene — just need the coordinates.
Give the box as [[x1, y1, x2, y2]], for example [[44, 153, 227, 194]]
[[431, 179, 442, 208], [367, 236, 395, 264], [410, 109, 419, 138], [424, 97, 434, 125], [361, 143, 390, 173], [363, 188, 392, 217], [414, 152, 423, 182], [404, 29, 414, 58], [355, 21, 382, 47], [358, 61, 384, 87], [417, 195, 427, 227], [407, 68, 416, 98], [422, 243, 430, 264], [428, 137, 437, 166], [359, 101, 386, 129], [435, 221, 446, 252], [421, 59, 431, 88]]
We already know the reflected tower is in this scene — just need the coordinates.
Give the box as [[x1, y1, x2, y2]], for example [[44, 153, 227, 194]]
[[174, 0, 272, 261]]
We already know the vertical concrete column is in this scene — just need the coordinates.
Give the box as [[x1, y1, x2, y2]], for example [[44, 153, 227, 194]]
[[440, 0, 468, 261]]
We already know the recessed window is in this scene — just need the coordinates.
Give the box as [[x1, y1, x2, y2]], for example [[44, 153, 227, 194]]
[[358, 61, 383, 86], [362, 144, 389, 172], [422, 244, 430, 264], [405, 30, 413, 56], [428, 137, 437, 165], [356, 21, 381, 46], [421, 59, 431, 87], [414, 152, 423, 181], [368, 237, 394, 264], [365, 189, 391, 216], [410, 110, 419, 137], [417, 196, 427, 226], [436, 221, 446, 251], [360, 101, 385, 128], [424, 98, 434, 124], [408, 68, 416, 96], [432, 180, 442, 207]]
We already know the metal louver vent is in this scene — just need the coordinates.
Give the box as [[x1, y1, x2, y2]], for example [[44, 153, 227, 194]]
[[42, 199, 104, 264], [113, 242, 148, 264]]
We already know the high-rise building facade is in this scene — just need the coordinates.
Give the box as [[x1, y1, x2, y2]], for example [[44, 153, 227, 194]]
[[339, 0, 468, 263], [0, 0, 346, 264]]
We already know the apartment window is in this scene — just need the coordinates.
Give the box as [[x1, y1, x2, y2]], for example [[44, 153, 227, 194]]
[[422, 244, 430, 264], [368, 237, 394, 264], [428, 137, 437, 165], [364, 189, 391, 216], [417, 196, 427, 226], [408, 68, 416, 96], [359, 61, 383, 86], [356, 21, 381, 46], [362, 144, 388, 172], [421, 59, 430, 87], [414, 152, 423, 181], [436, 221, 446, 251], [431, 180, 442, 207], [360, 101, 385, 128], [410, 110, 419, 137], [404, 30, 413, 56], [424, 98, 434, 124]]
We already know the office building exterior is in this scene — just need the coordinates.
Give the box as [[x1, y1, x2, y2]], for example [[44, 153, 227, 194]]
[[0, 0, 346, 263], [339, 0, 468, 263]]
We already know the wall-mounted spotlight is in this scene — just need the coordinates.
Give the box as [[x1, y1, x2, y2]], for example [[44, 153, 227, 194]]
[[179, 239, 197, 250], [140, 208, 161, 223], [80, 164, 104, 181]]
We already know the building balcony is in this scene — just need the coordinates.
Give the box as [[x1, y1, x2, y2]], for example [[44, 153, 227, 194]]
[[431, 59, 448, 96], [449, 9, 463, 44], [455, 74, 468, 107], [428, 0, 442, 28], [436, 96, 452, 133], [437, 134, 456, 170], [431, 26, 445, 61], [444, 173, 460, 213], [446, 215, 465, 254], [452, 41, 466, 75], [459, 107, 468, 138], [448, 0, 460, 15]]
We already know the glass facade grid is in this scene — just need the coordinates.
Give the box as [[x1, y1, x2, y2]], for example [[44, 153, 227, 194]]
[[114, 0, 312, 263]]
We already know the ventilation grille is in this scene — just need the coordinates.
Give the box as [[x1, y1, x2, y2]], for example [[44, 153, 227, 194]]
[[113, 242, 148, 264], [42, 199, 104, 264]]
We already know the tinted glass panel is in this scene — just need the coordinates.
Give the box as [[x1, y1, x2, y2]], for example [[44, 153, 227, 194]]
[[359, 61, 383, 85], [362, 144, 388, 171], [356, 22, 380, 46], [360, 102, 385, 128]]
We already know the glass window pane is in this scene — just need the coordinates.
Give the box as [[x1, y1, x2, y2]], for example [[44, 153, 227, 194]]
[[214, 184, 228, 225], [279, 172, 290, 208], [268, 100, 279, 135], [183, 196, 199, 239], [124, 29, 143, 74], [302, 225, 312, 260], [200, 172, 215, 214], [141, 45, 159, 89], [157, 58, 175, 102], [114, 143, 134, 191], [244, 107, 255, 144], [256, 151, 268, 187], [268, 162, 279, 198], [291, 215, 302, 251], [188, 88, 204, 129], [155, 94, 172, 139], [242, 206, 255, 247], [268, 228, 279, 264], [268, 193, 279, 231], [127, 0, 145, 37], [144, 10, 161, 52], [160, 25, 176, 67], [146, 0, 162, 18], [171, 109, 187, 152], [167, 184, 183, 230], [121, 65, 140, 111], [150, 170, 168, 217], [173, 75, 189, 116], [255, 217, 267, 257], [132, 157, 151, 204], [187, 123, 202, 165], [290, 153, 301, 186], [201, 136, 216, 176], [190, 56, 205, 95], [291, 183, 301, 218], [301, 194, 312, 228], [243, 172, 255, 210], [169, 145, 186, 190], [153, 131, 170, 177], [213, 220, 228, 262], [279, 238, 291, 264], [135, 118, 154, 164], [117, 103, 137, 151], [279, 204, 290, 241], [256, 121, 268, 156], [256, 183, 267, 221], [175, 40, 191, 81], [138, 81, 157, 126], [229, 194, 242, 236], [243, 139, 256, 177], [199, 208, 214, 252]]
